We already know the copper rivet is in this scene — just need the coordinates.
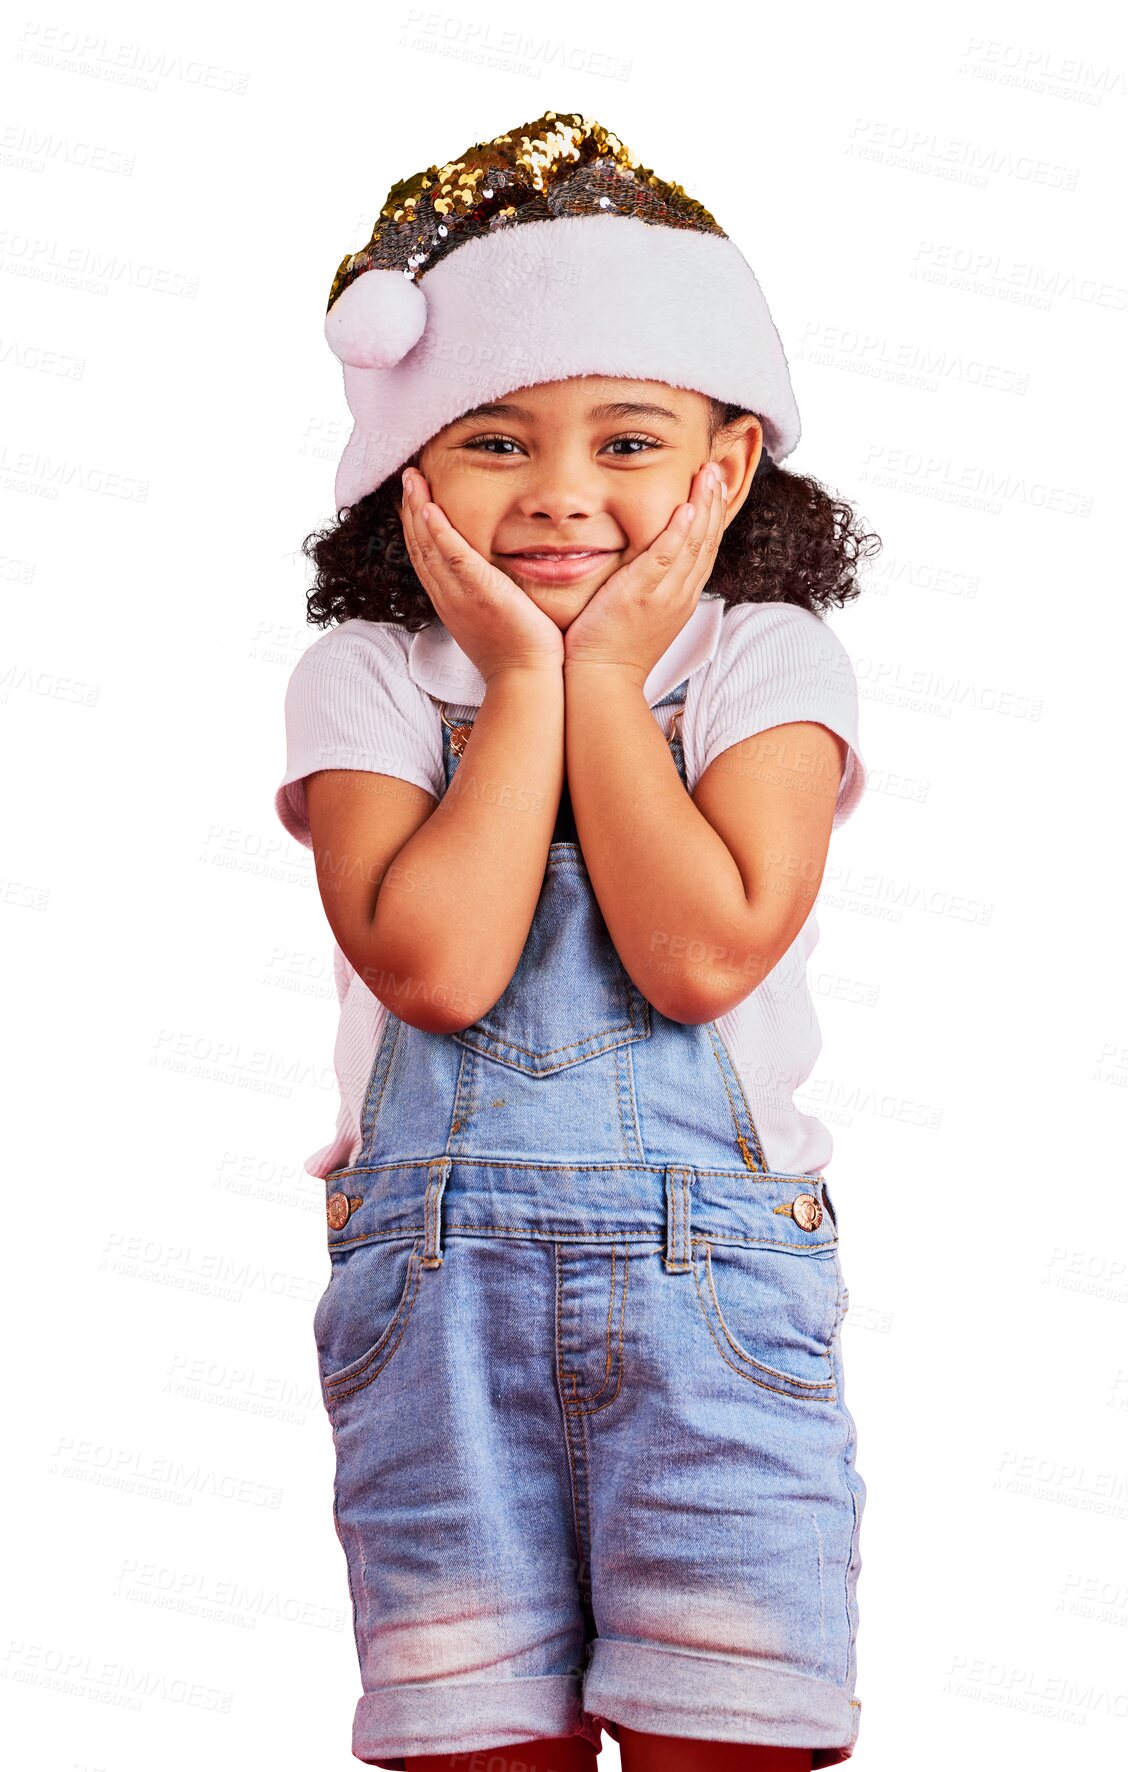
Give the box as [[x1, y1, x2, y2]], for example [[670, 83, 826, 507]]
[[793, 1193, 823, 1232], [326, 1192, 351, 1230]]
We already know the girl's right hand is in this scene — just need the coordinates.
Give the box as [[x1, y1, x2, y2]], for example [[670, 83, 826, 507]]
[[399, 467, 564, 682]]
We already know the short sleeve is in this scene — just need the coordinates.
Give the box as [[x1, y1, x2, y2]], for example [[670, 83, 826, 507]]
[[274, 621, 443, 848], [697, 602, 868, 828]]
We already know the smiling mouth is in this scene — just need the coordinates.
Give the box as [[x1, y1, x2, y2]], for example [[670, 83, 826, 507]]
[[502, 550, 616, 558]]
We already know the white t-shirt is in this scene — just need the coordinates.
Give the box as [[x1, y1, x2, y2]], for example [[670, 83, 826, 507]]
[[275, 594, 868, 1179]]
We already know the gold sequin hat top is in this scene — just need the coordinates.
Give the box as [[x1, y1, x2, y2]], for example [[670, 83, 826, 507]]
[[324, 110, 801, 511]]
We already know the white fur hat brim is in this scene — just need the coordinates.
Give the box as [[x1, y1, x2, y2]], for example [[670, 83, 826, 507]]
[[324, 213, 800, 512]]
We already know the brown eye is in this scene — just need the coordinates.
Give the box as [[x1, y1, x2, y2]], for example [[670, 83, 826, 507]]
[[461, 435, 521, 454], [606, 434, 663, 455]]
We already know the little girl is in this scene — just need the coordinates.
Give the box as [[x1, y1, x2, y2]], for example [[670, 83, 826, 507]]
[[275, 112, 880, 1772]]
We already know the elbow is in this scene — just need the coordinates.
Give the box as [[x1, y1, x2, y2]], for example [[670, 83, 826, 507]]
[[652, 987, 727, 1028], [361, 935, 506, 1034], [646, 923, 790, 1026], [639, 966, 721, 1028], [370, 984, 487, 1038], [391, 999, 461, 1037], [413, 995, 495, 1037], [383, 973, 496, 1037], [346, 930, 486, 1036]]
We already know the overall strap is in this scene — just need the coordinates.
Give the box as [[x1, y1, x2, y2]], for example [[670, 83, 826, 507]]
[[422, 691, 474, 759], [431, 676, 692, 758]]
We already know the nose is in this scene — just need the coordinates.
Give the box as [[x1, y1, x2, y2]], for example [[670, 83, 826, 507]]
[[508, 453, 606, 526], [515, 492, 594, 525]]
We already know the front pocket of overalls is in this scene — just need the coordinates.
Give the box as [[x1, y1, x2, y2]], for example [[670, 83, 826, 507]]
[[313, 1236, 423, 1409], [693, 1239, 840, 1402], [451, 881, 652, 1075]]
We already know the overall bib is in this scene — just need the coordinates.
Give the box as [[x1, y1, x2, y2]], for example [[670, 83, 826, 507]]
[[314, 678, 866, 1769]]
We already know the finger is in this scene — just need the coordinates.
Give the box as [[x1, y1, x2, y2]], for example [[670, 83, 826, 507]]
[[401, 471, 448, 583], [618, 496, 699, 590], [640, 469, 718, 594], [404, 481, 505, 618], [400, 465, 429, 528], [691, 468, 728, 588], [398, 472, 427, 567], [653, 469, 722, 608], [412, 498, 483, 587], [400, 471, 447, 606]]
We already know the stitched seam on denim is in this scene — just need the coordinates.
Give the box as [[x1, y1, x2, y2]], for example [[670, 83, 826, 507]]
[[614, 1040, 644, 1164], [554, 1245, 594, 1599], [555, 1252, 600, 1603], [323, 1246, 423, 1400], [559, 1247, 619, 1410], [326, 1224, 839, 1251], [701, 1241, 837, 1389], [322, 1244, 419, 1392], [707, 1021, 767, 1171], [456, 1048, 482, 1150], [324, 1158, 825, 1181], [594, 1240, 619, 1403], [707, 1022, 753, 1153], [453, 1030, 646, 1065], [697, 1242, 837, 1396], [454, 987, 645, 1062], [576, 1242, 629, 1418], [447, 1042, 475, 1152], [465, 1050, 482, 1144], [575, 1411, 595, 1610], [359, 1013, 402, 1147], [327, 1235, 421, 1259], [612, 1042, 627, 1162], [557, 1245, 584, 1403], [568, 1243, 622, 1411]]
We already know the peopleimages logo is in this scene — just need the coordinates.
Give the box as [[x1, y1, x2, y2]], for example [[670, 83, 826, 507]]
[[846, 118, 1080, 189], [909, 240, 1128, 312]]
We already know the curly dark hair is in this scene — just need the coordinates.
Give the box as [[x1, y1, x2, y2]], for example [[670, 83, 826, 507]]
[[299, 400, 882, 631]]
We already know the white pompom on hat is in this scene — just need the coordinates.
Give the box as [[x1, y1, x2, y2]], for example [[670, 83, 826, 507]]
[[323, 269, 428, 370], [323, 110, 801, 513]]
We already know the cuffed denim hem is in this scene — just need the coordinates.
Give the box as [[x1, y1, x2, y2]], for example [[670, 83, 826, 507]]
[[585, 1640, 861, 1767], [352, 1672, 605, 1767]]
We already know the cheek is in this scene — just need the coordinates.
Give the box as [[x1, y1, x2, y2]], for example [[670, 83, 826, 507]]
[[622, 485, 682, 552], [431, 479, 499, 547]]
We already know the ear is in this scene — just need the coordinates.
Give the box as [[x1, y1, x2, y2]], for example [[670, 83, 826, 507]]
[[324, 267, 428, 369], [716, 415, 766, 523]]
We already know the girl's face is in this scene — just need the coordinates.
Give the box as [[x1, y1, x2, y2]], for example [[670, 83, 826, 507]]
[[407, 376, 763, 630]]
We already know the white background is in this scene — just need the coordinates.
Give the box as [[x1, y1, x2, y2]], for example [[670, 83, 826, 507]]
[[3, 0, 1126, 1766]]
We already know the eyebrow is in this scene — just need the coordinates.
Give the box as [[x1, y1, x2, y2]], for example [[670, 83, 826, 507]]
[[451, 399, 684, 426]]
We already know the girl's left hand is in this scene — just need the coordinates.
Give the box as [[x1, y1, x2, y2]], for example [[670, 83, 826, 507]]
[[562, 461, 727, 685]]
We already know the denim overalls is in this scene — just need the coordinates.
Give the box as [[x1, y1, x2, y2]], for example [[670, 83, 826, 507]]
[[314, 678, 866, 1770]]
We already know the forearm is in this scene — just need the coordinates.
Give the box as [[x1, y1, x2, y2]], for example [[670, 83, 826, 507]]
[[371, 667, 563, 1033], [564, 662, 760, 1024]]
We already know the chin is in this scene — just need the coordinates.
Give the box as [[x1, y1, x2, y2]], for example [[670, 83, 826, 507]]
[[529, 589, 601, 630], [532, 601, 577, 632]]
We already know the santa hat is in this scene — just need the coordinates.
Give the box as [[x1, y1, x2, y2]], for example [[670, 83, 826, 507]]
[[323, 110, 800, 512]]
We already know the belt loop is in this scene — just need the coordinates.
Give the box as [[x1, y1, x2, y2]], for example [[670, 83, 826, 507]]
[[421, 1157, 452, 1269], [664, 1166, 695, 1273]]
